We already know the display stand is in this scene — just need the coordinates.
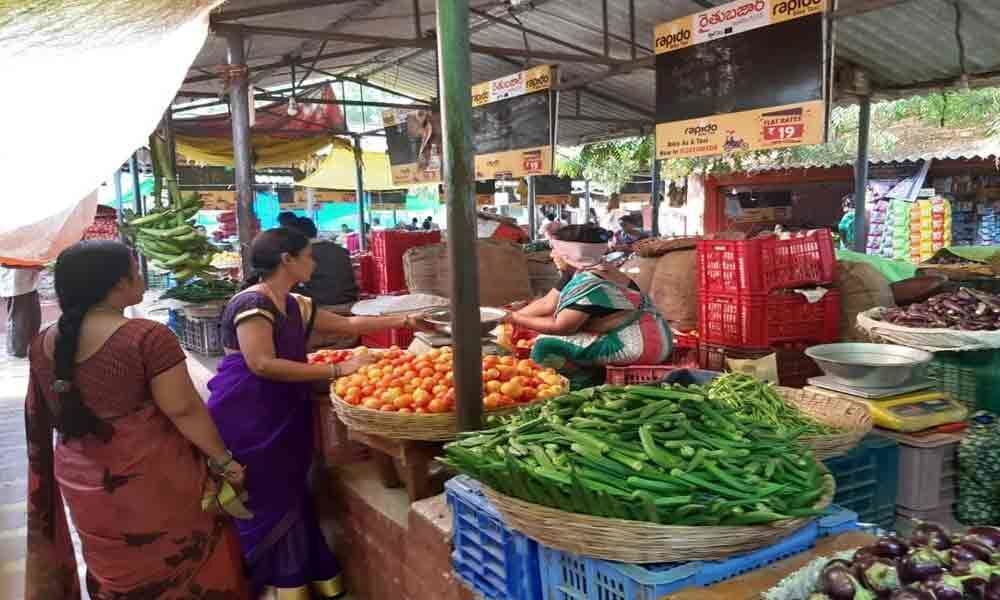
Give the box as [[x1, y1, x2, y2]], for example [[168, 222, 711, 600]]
[[345, 428, 445, 501]]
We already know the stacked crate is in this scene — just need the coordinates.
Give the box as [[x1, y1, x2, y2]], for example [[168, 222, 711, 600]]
[[370, 230, 442, 294], [696, 230, 839, 387]]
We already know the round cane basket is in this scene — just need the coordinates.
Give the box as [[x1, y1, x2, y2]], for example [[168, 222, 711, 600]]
[[773, 386, 873, 460], [858, 307, 1000, 352], [331, 377, 567, 442], [482, 466, 835, 563]]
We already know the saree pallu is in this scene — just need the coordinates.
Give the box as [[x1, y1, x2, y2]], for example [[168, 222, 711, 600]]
[[207, 293, 343, 599], [531, 271, 672, 387]]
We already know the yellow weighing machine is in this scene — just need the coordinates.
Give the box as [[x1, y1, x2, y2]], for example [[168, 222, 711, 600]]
[[806, 376, 968, 432]]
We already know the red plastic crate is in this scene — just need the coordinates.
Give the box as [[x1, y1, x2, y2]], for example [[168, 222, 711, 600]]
[[669, 331, 701, 368], [698, 289, 840, 349], [360, 327, 415, 349], [698, 341, 821, 388], [697, 230, 837, 295], [352, 253, 375, 294], [606, 365, 680, 385], [373, 257, 407, 294], [371, 230, 441, 262]]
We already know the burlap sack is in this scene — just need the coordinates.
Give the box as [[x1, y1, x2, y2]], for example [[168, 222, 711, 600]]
[[838, 260, 895, 341], [525, 250, 561, 298], [404, 239, 533, 306], [621, 256, 659, 294], [648, 248, 698, 332]]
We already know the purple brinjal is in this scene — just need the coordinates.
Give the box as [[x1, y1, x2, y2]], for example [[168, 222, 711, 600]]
[[818, 564, 875, 600], [898, 549, 945, 584], [908, 522, 952, 551]]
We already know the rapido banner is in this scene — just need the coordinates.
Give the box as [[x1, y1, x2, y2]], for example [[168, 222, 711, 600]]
[[654, 0, 828, 160]]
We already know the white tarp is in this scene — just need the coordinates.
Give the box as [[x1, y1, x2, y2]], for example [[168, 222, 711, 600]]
[[0, 1, 221, 264]]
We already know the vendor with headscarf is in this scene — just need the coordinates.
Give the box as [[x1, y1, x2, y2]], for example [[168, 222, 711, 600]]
[[506, 225, 672, 387]]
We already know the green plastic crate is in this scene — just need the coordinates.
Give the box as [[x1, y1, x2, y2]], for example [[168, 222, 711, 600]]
[[927, 350, 1000, 414]]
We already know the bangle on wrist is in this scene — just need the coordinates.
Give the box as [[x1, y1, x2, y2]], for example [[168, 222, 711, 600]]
[[208, 450, 234, 475]]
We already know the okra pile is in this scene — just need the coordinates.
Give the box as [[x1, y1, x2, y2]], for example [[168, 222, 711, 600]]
[[443, 384, 834, 526], [708, 373, 839, 437]]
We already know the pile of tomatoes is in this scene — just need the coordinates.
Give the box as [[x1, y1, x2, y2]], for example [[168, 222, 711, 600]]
[[307, 348, 357, 365], [332, 347, 566, 414]]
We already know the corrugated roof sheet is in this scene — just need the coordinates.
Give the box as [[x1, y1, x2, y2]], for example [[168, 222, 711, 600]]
[[178, 0, 1000, 146]]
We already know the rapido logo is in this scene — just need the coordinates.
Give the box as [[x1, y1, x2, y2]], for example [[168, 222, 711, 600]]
[[684, 123, 718, 136], [655, 27, 692, 51], [525, 71, 550, 92], [772, 0, 822, 16]]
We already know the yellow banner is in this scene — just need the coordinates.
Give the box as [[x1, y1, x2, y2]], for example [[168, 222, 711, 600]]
[[654, 0, 825, 54], [536, 194, 571, 206], [474, 146, 553, 181], [655, 100, 825, 159], [732, 206, 793, 223], [292, 190, 356, 204], [391, 162, 442, 186], [471, 65, 554, 108]]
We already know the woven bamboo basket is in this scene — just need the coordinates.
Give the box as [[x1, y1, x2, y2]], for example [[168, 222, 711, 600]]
[[774, 386, 873, 460], [331, 376, 567, 442], [482, 465, 835, 563]]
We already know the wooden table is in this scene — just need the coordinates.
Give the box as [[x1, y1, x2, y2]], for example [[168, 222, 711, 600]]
[[344, 428, 445, 501], [664, 531, 875, 600]]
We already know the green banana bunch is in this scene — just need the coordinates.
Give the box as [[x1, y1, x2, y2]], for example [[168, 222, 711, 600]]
[[126, 192, 219, 284]]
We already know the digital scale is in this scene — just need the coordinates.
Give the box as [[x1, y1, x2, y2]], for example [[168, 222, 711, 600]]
[[806, 376, 969, 433]]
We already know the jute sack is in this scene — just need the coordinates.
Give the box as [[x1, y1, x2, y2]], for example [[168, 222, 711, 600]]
[[838, 260, 895, 341], [404, 239, 533, 306], [621, 256, 659, 294], [525, 250, 561, 298], [648, 248, 698, 332]]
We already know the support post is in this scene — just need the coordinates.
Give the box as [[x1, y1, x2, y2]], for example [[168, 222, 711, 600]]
[[584, 180, 592, 224], [436, 0, 482, 432], [129, 154, 148, 284], [527, 176, 537, 240], [602, 0, 610, 57], [853, 95, 871, 253], [225, 28, 256, 276], [353, 135, 367, 251], [114, 167, 125, 243], [650, 159, 661, 236]]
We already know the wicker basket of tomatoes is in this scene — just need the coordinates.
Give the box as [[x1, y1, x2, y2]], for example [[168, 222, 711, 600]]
[[330, 347, 568, 441]]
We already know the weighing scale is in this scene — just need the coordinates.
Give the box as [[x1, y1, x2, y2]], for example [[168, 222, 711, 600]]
[[410, 332, 505, 355], [806, 376, 969, 433]]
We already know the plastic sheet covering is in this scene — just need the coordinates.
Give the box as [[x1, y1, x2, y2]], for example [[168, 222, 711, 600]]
[[0, 1, 221, 264]]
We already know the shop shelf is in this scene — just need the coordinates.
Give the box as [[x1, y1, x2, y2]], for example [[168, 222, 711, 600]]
[[823, 435, 899, 529], [697, 230, 837, 295], [926, 349, 1000, 413], [446, 476, 542, 600], [697, 341, 821, 388], [538, 522, 818, 600], [895, 438, 959, 511], [698, 289, 840, 349]]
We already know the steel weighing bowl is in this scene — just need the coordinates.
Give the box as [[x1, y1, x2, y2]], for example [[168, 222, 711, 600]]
[[805, 343, 933, 389], [423, 306, 508, 337]]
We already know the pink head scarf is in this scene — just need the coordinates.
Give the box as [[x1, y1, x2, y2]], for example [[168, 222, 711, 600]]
[[550, 240, 608, 270]]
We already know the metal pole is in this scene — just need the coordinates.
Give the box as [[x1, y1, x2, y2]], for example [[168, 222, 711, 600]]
[[602, 0, 610, 57], [225, 28, 256, 276], [114, 167, 125, 243], [584, 180, 592, 224], [527, 176, 537, 240], [853, 95, 871, 253], [129, 154, 148, 284], [650, 159, 661, 236], [436, 0, 482, 432], [353, 135, 367, 251]]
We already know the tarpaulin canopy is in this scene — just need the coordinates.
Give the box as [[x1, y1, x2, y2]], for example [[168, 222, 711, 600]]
[[298, 146, 398, 191], [0, 1, 221, 264], [173, 84, 346, 167]]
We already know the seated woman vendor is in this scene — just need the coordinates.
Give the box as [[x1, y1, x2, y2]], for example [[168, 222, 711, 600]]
[[506, 225, 672, 388]]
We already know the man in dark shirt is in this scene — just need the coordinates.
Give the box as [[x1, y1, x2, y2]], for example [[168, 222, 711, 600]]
[[291, 216, 359, 306]]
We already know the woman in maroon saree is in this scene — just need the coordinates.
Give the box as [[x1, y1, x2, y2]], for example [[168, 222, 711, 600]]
[[208, 228, 425, 599], [25, 241, 250, 599]]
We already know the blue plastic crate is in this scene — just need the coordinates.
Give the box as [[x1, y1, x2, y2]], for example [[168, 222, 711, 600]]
[[446, 476, 542, 600], [539, 522, 818, 600], [818, 505, 860, 538], [823, 435, 898, 529]]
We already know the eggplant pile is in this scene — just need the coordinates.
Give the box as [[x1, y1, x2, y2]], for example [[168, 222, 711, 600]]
[[806, 524, 1000, 600], [882, 288, 1000, 331]]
